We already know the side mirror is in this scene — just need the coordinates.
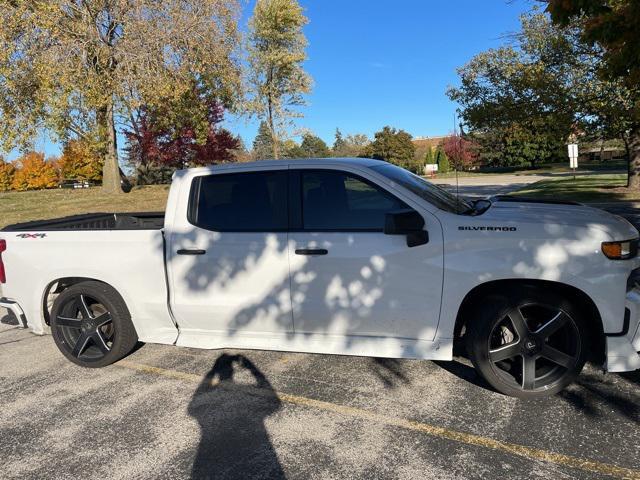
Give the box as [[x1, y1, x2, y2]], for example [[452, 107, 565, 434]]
[[384, 209, 429, 247]]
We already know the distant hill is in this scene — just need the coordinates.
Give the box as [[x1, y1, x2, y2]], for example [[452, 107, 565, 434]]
[[412, 136, 449, 150]]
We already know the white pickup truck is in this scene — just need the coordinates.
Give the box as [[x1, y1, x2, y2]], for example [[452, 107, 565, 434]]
[[1, 158, 639, 398]]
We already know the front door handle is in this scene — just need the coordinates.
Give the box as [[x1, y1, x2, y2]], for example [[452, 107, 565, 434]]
[[295, 248, 328, 256], [177, 249, 206, 255]]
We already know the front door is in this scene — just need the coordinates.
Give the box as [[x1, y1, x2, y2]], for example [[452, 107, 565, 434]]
[[167, 169, 294, 338], [288, 168, 443, 341]]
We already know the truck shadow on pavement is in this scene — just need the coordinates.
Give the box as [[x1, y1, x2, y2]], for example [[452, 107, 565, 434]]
[[0, 310, 19, 326], [188, 353, 285, 480]]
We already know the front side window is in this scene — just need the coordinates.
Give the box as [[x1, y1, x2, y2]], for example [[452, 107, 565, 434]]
[[370, 162, 472, 214], [301, 170, 407, 231], [190, 171, 288, 231]]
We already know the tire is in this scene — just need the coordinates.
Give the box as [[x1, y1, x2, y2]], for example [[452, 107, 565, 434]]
[[465, 287, 589, 399], [50, 281, 138, 368]]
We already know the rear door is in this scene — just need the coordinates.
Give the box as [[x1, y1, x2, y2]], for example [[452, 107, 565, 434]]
[[288, 167, 443, 340], [167, 168, 293, 337]]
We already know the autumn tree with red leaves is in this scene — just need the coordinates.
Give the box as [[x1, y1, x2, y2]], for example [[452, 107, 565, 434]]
[[442, 133, 479, 170], [125, 100, 240, 184]]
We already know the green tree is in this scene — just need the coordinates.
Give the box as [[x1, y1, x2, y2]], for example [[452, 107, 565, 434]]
[[545, 0, 640, 188], [424, 148, 436, 165], [545, 0, 640, 85], [0, 0, 241, 194], [332, 128, 346, 155], [332, 132, 370, 157], [367, 126, 416, 169], [283, 140, 306, 159], [247, 0, 312, 159], [448, 10, 634, 172], [300, 133, 330, 158], [253, 121, 276, 160], [435, 147, 451, 173]]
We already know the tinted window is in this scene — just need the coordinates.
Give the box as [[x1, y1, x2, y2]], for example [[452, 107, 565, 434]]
[[369, 163, 472, 214], [190, 171, 288, 231], [301, 170, 406, 230]]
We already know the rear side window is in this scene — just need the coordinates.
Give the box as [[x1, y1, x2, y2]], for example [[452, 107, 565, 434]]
[[189, 171, 288, 232], [301, 170, 407, 231]]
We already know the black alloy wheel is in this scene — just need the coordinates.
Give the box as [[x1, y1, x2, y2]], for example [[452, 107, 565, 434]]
[[54, 293, 115, 362], [51, 281, 138, 368], [466, 289, 589, 398], [487, 304, 581, 391]]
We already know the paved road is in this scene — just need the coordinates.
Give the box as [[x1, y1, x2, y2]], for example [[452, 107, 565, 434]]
[[429, 171, 626, 199], [430, 173, 545, 198], [1, 322, 639, 480]]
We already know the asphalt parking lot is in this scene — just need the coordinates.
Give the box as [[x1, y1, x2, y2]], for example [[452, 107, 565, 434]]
[[1, 320, 639, 480]]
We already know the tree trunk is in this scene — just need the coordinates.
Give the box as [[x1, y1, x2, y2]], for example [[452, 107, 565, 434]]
[[269, 124, 279, 159], [628, 126, 640, 190], [102, 98, 122, 194], [267, 99, 279, 160]]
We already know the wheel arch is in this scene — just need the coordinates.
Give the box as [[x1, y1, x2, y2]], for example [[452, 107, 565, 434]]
[[42, 277, 125, 326], [453, 279, 605, 364]]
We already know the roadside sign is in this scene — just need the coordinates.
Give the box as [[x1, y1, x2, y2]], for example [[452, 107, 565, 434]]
[[568, 143, 578, 178], [424, 164, 438, 178]]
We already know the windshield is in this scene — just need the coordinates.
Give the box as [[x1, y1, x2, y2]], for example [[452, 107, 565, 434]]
[[369, 163, 472, 214]]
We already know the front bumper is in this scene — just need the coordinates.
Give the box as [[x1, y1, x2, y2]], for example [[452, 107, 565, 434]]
[[0, 297, 28, 328], [606, 289, 640, 372]]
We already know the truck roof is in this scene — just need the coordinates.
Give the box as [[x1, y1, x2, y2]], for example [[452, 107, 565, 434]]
[[179, 157, 388, 175]]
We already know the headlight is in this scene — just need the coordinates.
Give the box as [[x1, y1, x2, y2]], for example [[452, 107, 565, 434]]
[[601, 239, 639, 260]]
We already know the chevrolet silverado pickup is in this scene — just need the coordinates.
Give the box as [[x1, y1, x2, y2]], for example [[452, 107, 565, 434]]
[[1, 158, 639, 398]]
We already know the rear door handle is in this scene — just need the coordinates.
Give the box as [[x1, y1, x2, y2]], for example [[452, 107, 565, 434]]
[[177, 249, 206, 255], [295, 248, 328, 256]]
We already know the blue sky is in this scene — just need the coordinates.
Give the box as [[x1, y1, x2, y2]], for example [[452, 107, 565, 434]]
[[8, 0, 533, 160], [227, 0, 533, 148]]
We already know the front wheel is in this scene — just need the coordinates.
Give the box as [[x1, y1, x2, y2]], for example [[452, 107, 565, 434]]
[[50, 281, 138, 368], [466, 289, 589, 399]]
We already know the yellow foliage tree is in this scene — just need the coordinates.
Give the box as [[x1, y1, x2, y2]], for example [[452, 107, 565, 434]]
[[11, 152, 58, 191], [57, 140, 103, 182], [0, 158, 15, 191]]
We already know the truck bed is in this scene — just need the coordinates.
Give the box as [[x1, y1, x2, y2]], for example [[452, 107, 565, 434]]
[[2, 212, 165, 231]]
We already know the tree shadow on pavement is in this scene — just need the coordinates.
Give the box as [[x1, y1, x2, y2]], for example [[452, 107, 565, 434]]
[[369, 357, 410, 388], [558, 372, 640, 424], [188, 353, 285, 480]]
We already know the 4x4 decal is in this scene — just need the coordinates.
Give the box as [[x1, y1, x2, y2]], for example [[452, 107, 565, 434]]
[[16, 233, 47, 238]]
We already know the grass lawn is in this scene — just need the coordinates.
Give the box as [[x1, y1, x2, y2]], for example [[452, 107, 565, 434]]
[[431, 161, 625, 180], [429, 171, 486, 179], [0, 185, 170, 228], [511, 173, 640, 203]]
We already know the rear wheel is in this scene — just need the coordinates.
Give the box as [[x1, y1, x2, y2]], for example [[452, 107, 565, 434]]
[[466, 288, 589, 398], [50, 281, 138, 368]]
